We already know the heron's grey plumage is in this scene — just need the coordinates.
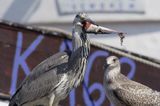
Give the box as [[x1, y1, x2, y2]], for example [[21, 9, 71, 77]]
[[103, 56, 160, 106], [10, 52, 69, 106], [9, 13, 124, 106]]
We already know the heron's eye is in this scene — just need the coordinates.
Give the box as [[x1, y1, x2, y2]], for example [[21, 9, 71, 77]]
[[80, 16, 85, 20]]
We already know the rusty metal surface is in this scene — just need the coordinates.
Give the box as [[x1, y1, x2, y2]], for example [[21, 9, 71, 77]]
[[0, 21, 160, 106]]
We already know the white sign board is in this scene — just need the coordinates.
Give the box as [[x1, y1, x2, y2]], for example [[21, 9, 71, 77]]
[[2, 0, 160, 23], [56, 0, 144, 15]]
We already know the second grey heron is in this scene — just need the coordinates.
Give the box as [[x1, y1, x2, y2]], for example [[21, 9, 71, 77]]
[[103, 56, 160, 106], [9, 13, 124, 106]]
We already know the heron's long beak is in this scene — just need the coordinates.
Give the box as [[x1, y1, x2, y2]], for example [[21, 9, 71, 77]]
[[85, 21, 125, 45], [86, 22, 122, 34]]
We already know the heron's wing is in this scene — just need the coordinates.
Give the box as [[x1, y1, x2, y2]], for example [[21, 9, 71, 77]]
[[113, 81, 160, 105], [24, 52, 69, 83], [18, 67, 66, 105], [10, 52, 69, 105]]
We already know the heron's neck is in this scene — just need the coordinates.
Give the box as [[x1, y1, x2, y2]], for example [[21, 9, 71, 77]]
[[72, 26, 90, 58], [66, 26, 90, 87], [68, 26, 90, 74]]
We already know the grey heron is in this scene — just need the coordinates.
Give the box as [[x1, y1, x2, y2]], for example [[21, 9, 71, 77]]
[[9, 13, 124, 106], [103, 56, 160, 106]]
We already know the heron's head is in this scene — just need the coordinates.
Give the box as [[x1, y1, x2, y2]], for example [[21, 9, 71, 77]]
[[105, 56, 120, 68], [73, 12, 125, 36]]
